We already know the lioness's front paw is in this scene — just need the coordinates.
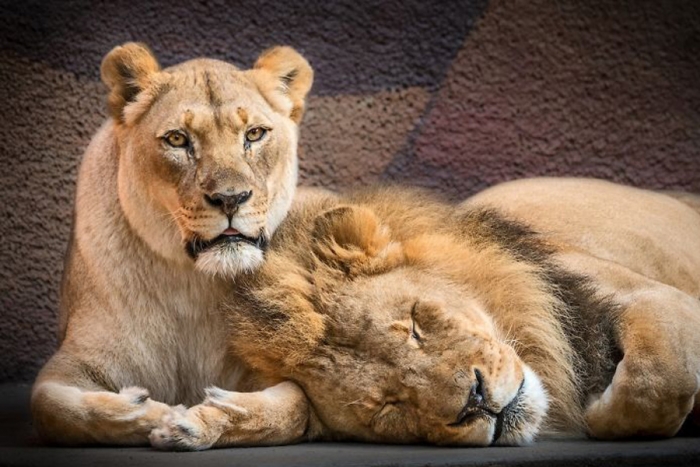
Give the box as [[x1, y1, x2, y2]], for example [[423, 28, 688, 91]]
[[203, 386, 249, 415], [150, 403, 228, 451], [73, 386, 184, 444], [83, 386, 166, 423], [150, 410, 211, 451]]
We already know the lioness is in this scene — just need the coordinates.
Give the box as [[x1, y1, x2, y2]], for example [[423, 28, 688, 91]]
[[31, 43, 313, 445], [150, 178, 700, 449]]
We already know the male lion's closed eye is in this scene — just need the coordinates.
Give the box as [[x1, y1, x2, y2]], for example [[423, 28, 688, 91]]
[[410, 302, 423, 343], [371, 401, 399, 426]]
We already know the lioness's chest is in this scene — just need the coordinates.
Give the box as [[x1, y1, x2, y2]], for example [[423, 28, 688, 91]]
[[117, 277, 242, 406]]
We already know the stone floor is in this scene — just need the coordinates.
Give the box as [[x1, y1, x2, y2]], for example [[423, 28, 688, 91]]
[[2, 383, 698, 467]]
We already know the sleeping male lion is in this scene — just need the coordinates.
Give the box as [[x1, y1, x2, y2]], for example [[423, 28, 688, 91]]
[[151, 178, 700, 449], [31, 43, 313, 445]]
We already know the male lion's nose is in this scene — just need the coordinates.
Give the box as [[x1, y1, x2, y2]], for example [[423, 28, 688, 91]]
[[448, 368, 494, 427], [470, 368, 488, 408], [204, 190, 252, 217]]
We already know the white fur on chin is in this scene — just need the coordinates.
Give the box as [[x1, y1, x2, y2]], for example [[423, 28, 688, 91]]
[[194, 242, 264, 278], [496, 365, 549, 446]]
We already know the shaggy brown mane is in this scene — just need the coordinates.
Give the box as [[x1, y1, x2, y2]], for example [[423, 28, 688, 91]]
[[459, 207, 622, 424]]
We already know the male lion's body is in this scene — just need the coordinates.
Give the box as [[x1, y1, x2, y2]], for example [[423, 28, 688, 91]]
[[150, 179, 700, 449], [466, 178, 700, 439], [31, 43, 313, 445]]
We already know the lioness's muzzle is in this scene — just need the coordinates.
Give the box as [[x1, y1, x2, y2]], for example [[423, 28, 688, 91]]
[[186, 232, 267, 258]]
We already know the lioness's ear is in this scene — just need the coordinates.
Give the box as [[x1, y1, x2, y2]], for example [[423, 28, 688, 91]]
[[313, 206, 404, 276], [100, 42, 161, 122], [250, 46, 313, 124]]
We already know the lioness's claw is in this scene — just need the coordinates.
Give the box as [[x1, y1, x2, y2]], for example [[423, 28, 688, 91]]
[[119, 386, 150, 405], [204, 387, 249, 416]]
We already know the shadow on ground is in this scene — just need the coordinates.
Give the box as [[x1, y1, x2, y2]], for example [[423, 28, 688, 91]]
[[2, 384, 698, 467]]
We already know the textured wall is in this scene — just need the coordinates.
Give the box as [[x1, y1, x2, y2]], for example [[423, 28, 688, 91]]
[[1, 0, 699, 382]]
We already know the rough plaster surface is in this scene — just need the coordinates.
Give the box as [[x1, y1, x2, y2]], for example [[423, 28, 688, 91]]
[[1, 0, 699, 382], [386, 1, 700, 197]]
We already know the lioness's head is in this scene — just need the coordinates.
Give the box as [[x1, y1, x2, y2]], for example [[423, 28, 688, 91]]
[[101, 43, 312, 276], [231, 205, 549, 446]]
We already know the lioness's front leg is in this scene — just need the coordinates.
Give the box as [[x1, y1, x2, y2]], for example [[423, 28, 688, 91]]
[[559, 252, 700, 439], [150, 381, 310, 450], [32, 352, 184, 445]]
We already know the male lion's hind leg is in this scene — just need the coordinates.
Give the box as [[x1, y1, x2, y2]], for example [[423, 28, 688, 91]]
[[32, 355, 183, 445], [150, 381, 310, 450], [584, 287, 700, 439]]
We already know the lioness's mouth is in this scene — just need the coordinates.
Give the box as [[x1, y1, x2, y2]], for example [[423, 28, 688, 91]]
[[185, 230, 268, 259]]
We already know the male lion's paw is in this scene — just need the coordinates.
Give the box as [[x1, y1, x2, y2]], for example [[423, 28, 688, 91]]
[[149, 411, 210, 451], [584, 381, 691, 439]]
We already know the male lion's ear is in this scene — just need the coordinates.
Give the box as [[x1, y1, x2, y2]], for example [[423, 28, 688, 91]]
[[312, 206, 404, 276], [100, 42, 161, 122], [251, 46, 313, 124]]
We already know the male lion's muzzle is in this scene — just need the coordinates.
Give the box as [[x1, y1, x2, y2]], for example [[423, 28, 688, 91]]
[[448, 369, 526, 445]]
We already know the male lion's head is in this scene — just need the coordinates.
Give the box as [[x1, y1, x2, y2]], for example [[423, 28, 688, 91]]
[[231, 203, 549, 446], [101, 42, 312, 276]]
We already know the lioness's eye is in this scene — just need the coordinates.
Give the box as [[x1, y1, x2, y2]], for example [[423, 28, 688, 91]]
[[245, 127, 267, 143], [164, 131, 189, 148]]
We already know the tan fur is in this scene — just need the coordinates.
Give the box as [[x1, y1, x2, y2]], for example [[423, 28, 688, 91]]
[[31, 43, 313, 445], [465, 178, 700, 439], [152, 179, 700, 450]]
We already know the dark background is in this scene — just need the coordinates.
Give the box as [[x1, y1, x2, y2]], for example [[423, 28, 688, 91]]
[[1, 0, 699, 383]]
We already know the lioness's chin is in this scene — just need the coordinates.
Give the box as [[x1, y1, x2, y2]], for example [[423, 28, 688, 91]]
[[492, 365, 549, 446], [194, 242, 265, 278]]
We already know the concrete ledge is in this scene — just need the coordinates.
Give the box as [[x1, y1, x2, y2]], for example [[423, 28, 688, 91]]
[[2, 384, 698, 467]]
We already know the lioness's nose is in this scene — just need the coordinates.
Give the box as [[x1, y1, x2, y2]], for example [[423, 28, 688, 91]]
[[204, 190, 252, 216]]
